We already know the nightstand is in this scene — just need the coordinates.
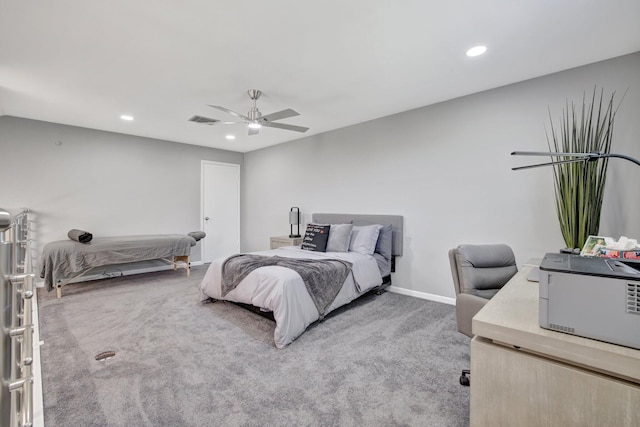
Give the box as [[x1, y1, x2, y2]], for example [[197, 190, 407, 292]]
[[270, 235, 303, 249]]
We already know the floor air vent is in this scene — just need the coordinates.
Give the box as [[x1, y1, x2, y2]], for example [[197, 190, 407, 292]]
[[627, 282, 640, 314], [95, 351, 116, 361]]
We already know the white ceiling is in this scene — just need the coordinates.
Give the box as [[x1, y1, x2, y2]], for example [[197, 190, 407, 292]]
[[2, 1, 640, 153]]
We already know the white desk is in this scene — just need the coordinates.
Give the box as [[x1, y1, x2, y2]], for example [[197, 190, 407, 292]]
[[470, 266, 640, 426]]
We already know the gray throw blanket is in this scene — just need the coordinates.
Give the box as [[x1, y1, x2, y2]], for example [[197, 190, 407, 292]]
[[221, 254, 352, 318]]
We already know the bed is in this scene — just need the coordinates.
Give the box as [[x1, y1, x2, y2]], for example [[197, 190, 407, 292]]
[[40, 234, 198, 298], [199, 213, 403, 348]]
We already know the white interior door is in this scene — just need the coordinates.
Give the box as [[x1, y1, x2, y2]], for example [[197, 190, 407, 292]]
[[201, 161, 240, 263]]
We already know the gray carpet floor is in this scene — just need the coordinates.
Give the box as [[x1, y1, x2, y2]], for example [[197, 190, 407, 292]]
[[37, 265, 470, 426]]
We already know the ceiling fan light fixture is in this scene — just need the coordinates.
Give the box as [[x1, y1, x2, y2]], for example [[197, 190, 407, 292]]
[[248, 121, 262, 129], [466, 45, 487, 57]]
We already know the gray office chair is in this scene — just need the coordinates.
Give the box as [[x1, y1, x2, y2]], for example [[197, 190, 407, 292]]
[[449, 244, 518, 385]]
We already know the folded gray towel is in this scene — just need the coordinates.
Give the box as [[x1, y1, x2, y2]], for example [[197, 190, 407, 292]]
[[68, 229, 93, 243], [188, 231, 206, 241]]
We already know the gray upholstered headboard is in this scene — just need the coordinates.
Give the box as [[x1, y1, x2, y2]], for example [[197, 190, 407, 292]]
[[311, 213, 404, 257]]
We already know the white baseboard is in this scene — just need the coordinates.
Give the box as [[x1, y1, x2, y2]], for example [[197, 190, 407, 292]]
[[387, 285, 456, 306]]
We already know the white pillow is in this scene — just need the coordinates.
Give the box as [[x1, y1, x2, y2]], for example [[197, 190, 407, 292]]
[[349, 224, 382, 255]]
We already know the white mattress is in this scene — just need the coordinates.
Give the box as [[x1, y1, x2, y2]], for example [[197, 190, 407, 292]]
[[199, 246, 383, 348]]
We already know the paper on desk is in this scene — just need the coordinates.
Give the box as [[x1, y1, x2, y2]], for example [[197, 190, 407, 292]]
[[607, 236, 638, 250]]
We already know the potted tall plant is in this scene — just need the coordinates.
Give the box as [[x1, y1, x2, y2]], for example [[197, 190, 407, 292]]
[[546, 87, 622, 251]]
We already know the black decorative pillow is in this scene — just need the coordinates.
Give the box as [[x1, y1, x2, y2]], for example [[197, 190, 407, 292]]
[[301, 224, 330, 252]]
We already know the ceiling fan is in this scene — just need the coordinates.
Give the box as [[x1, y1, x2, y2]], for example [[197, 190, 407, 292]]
[[189, 89, 309, 136]]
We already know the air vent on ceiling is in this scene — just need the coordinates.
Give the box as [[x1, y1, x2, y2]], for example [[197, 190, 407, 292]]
[[188, 115, 220, 125], [627, 282, 640, 314]]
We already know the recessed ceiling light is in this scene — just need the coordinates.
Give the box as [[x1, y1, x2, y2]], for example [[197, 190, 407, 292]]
[[225, 135, 236, 140], [466, 45, 487, 57], [120, 114, 134, 121]]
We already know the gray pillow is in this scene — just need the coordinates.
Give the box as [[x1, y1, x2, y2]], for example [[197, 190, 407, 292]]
[[375, 224, 393, 260], [188, 231, 206, 241], [326, 224, 353, 252], [353, 221, 393, 259], [349, 224, 382, 255], [68, 229, 93, 243]]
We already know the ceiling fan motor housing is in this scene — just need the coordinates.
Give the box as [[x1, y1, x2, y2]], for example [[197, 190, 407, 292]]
[[248, 107, 261, 120], [247, 89, 262, 119]]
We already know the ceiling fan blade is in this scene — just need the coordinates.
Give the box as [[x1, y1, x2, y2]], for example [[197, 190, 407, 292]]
[[262, 121, 309, 133], [248, 126, 260, 136], [207, 105, 251, 121], [259, 109, 300, 123]]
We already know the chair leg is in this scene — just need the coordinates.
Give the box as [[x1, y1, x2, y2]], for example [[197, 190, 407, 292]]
[[460, 369, 470, 386]]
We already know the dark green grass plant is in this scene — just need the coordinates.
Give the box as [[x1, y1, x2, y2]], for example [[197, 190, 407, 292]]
[[546, 87, 622, 250]]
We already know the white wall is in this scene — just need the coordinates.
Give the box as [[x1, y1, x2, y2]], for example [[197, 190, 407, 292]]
[[0, 117, 243, 265], [243, 52, 640, 300], [2, 53, 638, 300]]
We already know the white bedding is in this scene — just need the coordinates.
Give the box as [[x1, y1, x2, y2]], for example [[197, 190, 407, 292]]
[[199, 246, 383, 348]]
